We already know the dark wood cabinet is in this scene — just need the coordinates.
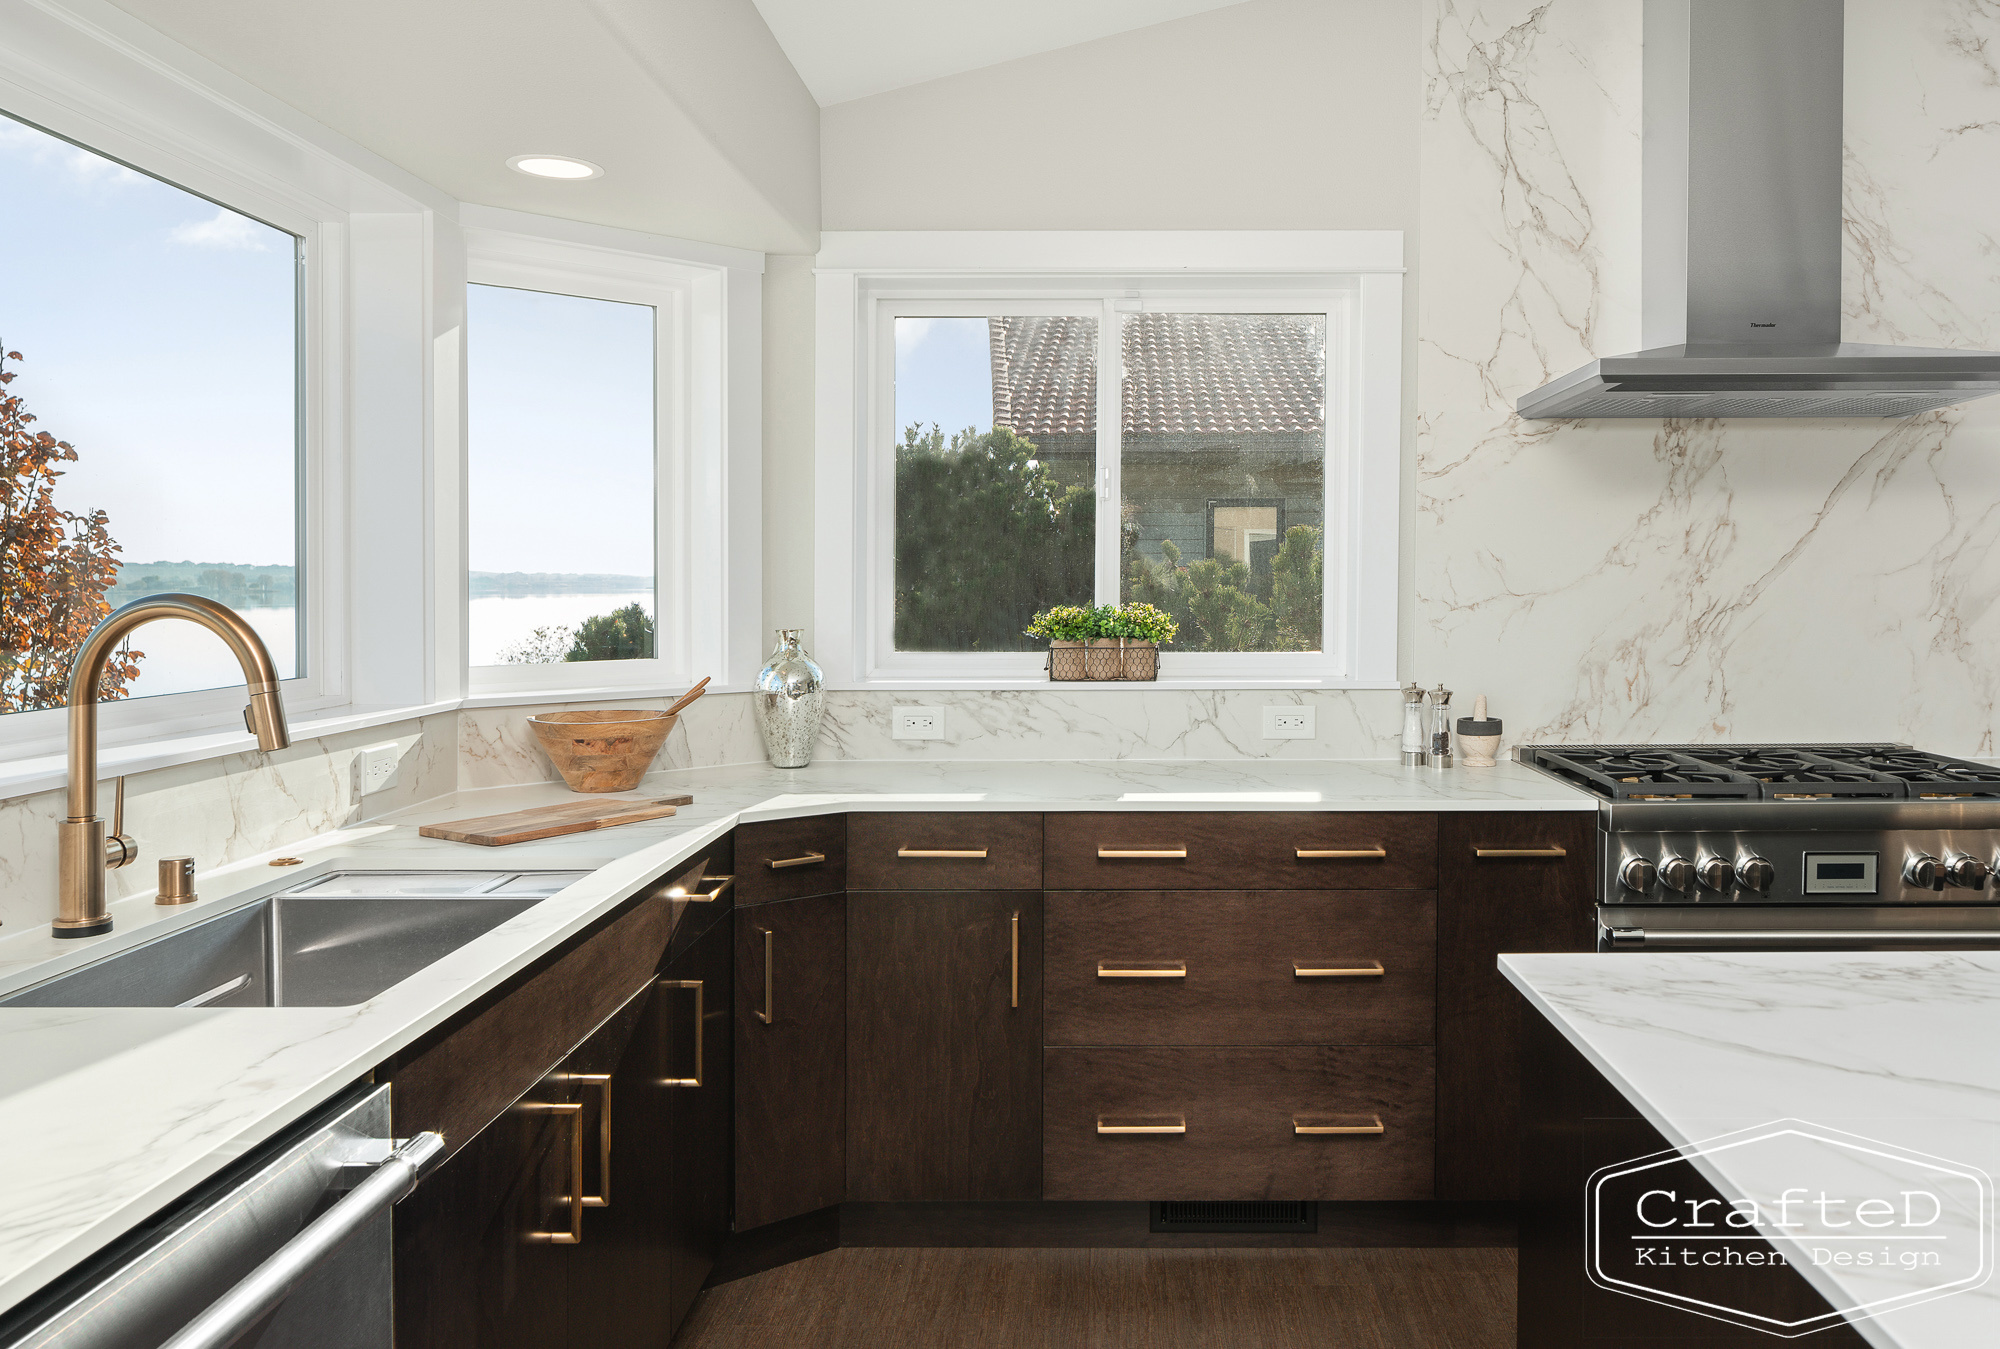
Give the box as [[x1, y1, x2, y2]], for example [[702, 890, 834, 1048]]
[[1435, 810, 1596, 1201], [662, 914, 734, 1325], [846, 890, 1042, 1201], [734, 891, 846, 1229], [1043, 811, 1438, 890], [734, 815, 846, 905], [846, 813, 1044, 890]]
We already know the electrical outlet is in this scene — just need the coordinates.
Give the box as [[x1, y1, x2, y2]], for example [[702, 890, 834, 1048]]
[[1262, 706, 1316, 740], [360, 741, 401, 795], [892, 706, 947, 741]]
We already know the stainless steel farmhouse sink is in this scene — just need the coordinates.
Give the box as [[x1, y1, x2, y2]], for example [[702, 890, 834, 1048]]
[[0, 870, 589, 1009]]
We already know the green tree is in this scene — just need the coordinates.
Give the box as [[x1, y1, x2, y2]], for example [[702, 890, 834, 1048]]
[[894, 423, 1094, 651], [1125, 525, 1324, 653], [566, 603, 654, 662]]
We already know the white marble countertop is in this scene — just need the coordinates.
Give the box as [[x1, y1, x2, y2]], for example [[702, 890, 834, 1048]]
[[0, 755, 1586, 1316], [1502, 951, 2000, 1349]]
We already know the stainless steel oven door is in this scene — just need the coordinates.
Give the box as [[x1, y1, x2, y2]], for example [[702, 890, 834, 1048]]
[[1597, 903, 2000, 950]]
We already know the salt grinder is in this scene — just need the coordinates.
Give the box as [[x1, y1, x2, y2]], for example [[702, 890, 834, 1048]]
[[1428, 686, 1453, 767], [1400, 683, 1428, 767]]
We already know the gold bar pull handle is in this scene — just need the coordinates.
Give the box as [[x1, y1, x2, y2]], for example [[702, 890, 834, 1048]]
[[660, 978, 704, 1087], [1294, 1113, 1385, 1135], [754, 927, 773, 1024], [898, 847, 989, 859], [560, 1073, 612, 1208], [766, 851, 826, 870], [1296, 847, 1387, 860], [1294, 960, 1385, 978], [1097, 847, 1187, 860], [1010, 911, 1020, 1008], [526, 1101, 585, 1243], [671, 874, 733, 902], [1098, 1115, 1187, 1135], [1097, 961, 1186, 979], [1474, 846, 1568, 858]]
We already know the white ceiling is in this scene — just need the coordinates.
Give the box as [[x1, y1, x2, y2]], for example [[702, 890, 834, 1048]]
[[751, 0, 1251, 105]]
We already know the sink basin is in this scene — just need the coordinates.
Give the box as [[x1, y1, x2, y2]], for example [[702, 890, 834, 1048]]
[[1, 869, 590, 1008]]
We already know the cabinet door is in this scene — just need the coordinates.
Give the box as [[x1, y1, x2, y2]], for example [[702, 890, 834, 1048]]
[[1435, 810, 1595, 1200], [734, 892, 845, 1229], [846, 891, 1042, 1202], [663, 913, 733, 1328], [393, 1079, 577, 1349]]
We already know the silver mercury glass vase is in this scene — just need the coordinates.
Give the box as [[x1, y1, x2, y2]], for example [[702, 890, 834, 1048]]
[[753, 628, 826, 768]]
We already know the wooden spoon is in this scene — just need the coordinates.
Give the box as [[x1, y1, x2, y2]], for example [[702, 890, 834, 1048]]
[[665, 676, 711, 717]]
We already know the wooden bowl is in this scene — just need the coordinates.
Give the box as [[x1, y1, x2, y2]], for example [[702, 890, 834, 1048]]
[[527, 709, 676, 793]]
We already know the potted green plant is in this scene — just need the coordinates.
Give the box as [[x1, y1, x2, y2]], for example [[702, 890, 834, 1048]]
[[1083, 604, 1128, 679], [1025, 604, 1094, 680], [1115, 601, 1179, 680]]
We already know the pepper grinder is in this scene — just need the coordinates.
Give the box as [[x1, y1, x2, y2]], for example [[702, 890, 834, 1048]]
[[1428, 686, 1453, 767], [1400, 683, 1428, 767], [1457, 695, 1503, 767]]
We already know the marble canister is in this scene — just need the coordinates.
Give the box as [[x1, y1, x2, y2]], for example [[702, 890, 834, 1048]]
[[753, 629, 825, 768]]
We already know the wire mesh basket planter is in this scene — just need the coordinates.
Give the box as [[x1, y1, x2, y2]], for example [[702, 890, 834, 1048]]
[[1047, 639, 1158, 682]]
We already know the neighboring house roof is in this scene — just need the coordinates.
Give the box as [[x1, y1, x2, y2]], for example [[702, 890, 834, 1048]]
[[989, 313, 1325, 440]]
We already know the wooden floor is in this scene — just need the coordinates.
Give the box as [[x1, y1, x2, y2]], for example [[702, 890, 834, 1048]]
[[672, 1246, 1515, 1349]]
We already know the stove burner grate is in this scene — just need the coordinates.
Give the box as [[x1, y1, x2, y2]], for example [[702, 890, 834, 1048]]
[[1523, 743, 2000, 801]]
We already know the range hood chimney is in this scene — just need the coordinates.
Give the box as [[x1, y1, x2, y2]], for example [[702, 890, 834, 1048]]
[[1517, 0, 2000, 420]]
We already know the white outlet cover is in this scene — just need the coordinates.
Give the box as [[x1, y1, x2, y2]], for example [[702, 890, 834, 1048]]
[[1261, 706, 1316, 740], [360, 741, 401, 794], [892, 706, 947, 740]]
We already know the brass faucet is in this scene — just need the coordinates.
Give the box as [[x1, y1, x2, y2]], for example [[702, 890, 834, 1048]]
[[54, 595, 291, 938]]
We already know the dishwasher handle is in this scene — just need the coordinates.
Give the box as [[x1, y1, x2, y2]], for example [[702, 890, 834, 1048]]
[[156, 1131, 445, 1349]]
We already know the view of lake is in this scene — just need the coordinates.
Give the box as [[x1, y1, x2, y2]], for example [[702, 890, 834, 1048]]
[[469, 592, 653, 665]]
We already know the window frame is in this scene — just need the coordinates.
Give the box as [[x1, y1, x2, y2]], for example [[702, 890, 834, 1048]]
[[816, 232, 1403, 691]]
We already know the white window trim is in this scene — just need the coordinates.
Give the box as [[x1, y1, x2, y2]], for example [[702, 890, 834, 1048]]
[[813, 231, 1404, 691], [458, 209, 763, 699]]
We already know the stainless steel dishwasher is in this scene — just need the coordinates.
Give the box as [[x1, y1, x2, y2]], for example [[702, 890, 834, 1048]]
[[0, 1084, 440, 1349]]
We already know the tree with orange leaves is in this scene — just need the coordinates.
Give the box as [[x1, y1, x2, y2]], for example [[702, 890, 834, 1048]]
[[0, 346, 141, 713]]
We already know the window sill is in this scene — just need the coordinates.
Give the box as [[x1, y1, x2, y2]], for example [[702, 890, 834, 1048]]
[[458, 682, 747, 710], [835, 678, 1405, 693], [0, 700, 460, 806]]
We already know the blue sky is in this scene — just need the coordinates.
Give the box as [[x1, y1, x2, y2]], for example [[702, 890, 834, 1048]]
[[466, 284, 655, 577], [895, 317, 993, 442], [0, 113, 298, 566]]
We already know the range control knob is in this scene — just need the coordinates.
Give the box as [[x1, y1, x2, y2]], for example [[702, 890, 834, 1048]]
[[1943, 853, 1988, 889], [1736, 855, 1776, 894], [1658, 854, 1695, 894], [1618, 856, 1658, 892], [1695, 854, 1734, 892], [1904, 853, 1942, 890]]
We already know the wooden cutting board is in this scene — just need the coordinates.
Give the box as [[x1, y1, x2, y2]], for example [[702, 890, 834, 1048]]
[[419, 794, 695, 847]]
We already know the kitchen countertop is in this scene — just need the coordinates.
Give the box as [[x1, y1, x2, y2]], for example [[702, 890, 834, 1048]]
[[0, 756, 1589, 1317], [1502, 951, 2000, 1349]]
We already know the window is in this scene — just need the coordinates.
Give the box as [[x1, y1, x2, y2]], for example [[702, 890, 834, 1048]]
[[0, 112, 302, 718], [816, 232, 1403, 689]]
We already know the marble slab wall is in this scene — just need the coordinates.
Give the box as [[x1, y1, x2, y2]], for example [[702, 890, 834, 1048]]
[[1416, 0, 2000, 754], [0, 713, 455, 934]]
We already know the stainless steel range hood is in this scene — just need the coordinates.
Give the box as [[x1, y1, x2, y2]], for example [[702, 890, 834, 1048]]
[[1517, 0, 2000, 420]]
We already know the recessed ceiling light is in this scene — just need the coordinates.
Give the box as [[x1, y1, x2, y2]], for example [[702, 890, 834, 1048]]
[[507, 155, 603, 181]]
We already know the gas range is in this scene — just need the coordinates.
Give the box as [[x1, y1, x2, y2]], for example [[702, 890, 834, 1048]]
[[1517, 743, 2000, 951]]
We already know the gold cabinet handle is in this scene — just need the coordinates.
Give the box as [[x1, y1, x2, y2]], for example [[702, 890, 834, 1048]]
[[1097, 847, 1187, 860], [1010, 911, 1020, 1008], [1474, 846, 1567, 858], [559, 1073, 612, 1208], [1098, 1115, 1186, 1135], [767, 851, 826, 870], [660, 978, 704, 1087], [1097, 961, 1186, 978], [526, 1101, 585, 1243], [1294, 1113, 1385, 1135], [1294, 960, 1385, 978], [670, 874, 733, 902], [754, 927, 773, 1023], [1296, 847, 1387, 859], [898, 847, 989, 859]]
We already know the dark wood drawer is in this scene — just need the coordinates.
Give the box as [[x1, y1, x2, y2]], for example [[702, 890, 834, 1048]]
[[846, 813, 1043, 890], [1043, 812, 1436, 890], [1043, 1046, 1434, 1201], [1045, 890, 1434, 1046], [735, 814, 847, 905]]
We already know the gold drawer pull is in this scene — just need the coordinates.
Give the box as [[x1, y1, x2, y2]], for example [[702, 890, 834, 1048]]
[[669, 874, 733, 902], [660, 978, 704, 1087], [754, 927, 773, 1023], [559, 1073, 613, 1207], [1294, 1113, 1384, 1135], [1098, 961, 1186, 978], [1296, 847, 1387, 859], [898, 847, 989, 859], [1294, 960, 1385, 978], [526, 1101, 586, 1243], [1098, 1115, 1186, 1135], [1474, 846, 1567, 858], [1010, 911, 1020, 1008], [767, 851, 826, 870], [1098, 847, 1187, 860]]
